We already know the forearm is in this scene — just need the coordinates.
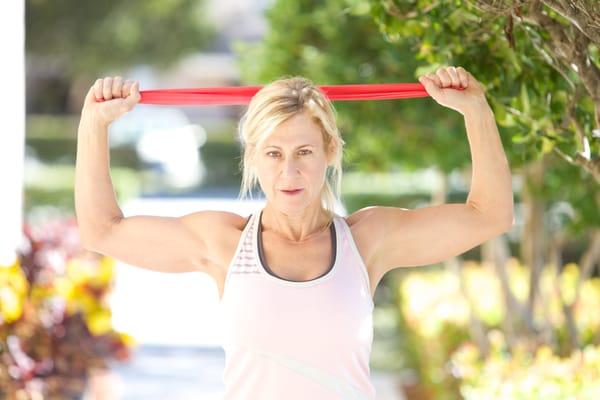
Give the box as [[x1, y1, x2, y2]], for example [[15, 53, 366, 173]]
[[74, 113, 124, 244], [463, 101, 514, 224]]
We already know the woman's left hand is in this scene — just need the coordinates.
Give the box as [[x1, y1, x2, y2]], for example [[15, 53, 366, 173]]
[[418, 66, 488, 115]]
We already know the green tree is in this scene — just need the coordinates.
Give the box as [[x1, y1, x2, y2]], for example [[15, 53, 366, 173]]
[[365, 0, 599, 180], [362, 0, 599, 348], [26, 0, 217, 112], [234, 0, 468, 177]]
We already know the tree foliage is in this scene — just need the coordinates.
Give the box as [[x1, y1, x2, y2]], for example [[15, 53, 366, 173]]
[[26, 0, 217, 112], [234, 0, 598, 234], [26, 0, 217, 75], [368, 0, 599, 179]]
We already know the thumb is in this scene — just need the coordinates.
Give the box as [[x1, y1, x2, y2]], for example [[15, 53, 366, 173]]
[[418, 75, 441, 98], [124, 81, 141, 108]]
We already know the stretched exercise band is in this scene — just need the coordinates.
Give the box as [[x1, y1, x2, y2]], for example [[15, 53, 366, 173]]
[[138, 82, 437, 106]]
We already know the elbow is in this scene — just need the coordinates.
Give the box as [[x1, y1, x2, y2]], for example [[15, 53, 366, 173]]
[[468, 202, 514, 232], [78, 219, 119, 252], [80, 232, 104, 252], [485, 213, 514, 236], [504, 214, 515, 231], [497, 212, 515, 232]]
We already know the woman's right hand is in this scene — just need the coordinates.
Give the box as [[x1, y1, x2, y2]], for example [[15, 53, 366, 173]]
[[81, 76, 141, 126]]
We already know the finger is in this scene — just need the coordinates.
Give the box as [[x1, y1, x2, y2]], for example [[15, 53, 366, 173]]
[[94, 78, 104, 101], [418, 75, 441, 97], [122, 80, 133, 98], [103, 77, 114, 100], [436, 68, 452, 88], [456, 67, 469, 88], [427, 73, 442, 88], [112, 76, 123, 98], [446, 66, 461, 88]]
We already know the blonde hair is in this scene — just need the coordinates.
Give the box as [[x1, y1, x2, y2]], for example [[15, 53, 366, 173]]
[[236, 75, 345, 225]]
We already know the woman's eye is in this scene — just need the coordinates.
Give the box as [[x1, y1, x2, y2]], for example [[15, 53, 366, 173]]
[[267, 150, 312, 157]]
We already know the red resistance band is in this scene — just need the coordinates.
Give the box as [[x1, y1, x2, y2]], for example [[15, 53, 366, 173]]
[[138, 82, 432, 106]]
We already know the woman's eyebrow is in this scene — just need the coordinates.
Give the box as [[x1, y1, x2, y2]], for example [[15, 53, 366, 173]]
[[265, 144, 314, 149]]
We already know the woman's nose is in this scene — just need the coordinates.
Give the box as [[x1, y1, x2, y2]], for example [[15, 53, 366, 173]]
[[283, 159, 301, 175]]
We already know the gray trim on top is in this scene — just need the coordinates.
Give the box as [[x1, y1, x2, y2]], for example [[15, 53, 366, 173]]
[[256, 210, 337, 283]]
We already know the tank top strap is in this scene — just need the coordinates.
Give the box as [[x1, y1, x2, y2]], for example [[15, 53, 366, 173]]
[[223, 211, 261, 287], [334, 214, 373, 307]]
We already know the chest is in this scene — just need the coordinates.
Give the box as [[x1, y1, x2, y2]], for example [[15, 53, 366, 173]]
[[259, 228, 336, 282], [212, 216, 383, 301], [221, 268, 374, 355]]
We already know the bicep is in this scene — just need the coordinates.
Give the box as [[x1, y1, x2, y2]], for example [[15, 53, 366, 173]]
[[85, 212, 213, 274], [371, 204, 512, 272]]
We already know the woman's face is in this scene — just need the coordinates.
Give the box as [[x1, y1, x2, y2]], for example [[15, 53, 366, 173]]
[[255, 110, 332, 213]]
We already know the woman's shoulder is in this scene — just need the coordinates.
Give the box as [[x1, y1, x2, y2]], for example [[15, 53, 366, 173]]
[[183, 210, 249, 231], [220, 211, 253, 233], [181, 210, 252, 256], [342, 206, 377, 228]]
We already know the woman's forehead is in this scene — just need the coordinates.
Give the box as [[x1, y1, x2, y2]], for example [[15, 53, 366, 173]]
[[264, 129, 322, 149]]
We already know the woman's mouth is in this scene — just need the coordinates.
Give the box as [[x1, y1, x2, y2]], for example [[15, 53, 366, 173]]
[[281, 188, 303, 195]]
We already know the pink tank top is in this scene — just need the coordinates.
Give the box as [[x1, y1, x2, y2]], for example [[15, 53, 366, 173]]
[[219, 208, 376, 399]]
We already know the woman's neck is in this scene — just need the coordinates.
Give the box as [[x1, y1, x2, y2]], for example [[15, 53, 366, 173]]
[[261, 206, 332, 244]]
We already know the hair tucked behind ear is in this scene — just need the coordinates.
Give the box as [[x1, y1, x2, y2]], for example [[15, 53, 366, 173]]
[[236, 75, 345, 223]]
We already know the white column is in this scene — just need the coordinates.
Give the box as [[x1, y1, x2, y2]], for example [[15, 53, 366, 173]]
[[0, 0, 25, 266]]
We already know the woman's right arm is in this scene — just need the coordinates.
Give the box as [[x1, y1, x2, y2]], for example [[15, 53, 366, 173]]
[[74, 77, 222, 275], [74, 111, 124, 245]]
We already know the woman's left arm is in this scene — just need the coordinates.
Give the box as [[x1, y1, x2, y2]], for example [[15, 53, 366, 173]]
[[419, 66, 514, 223], [462, 100, 514, 223], [365, 67, 515, 273]]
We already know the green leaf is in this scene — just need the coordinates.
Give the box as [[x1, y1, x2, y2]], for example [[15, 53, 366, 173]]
[[520, 83, 530, 114], [512, 134, 530, 143], [540, 136, 555, 154]]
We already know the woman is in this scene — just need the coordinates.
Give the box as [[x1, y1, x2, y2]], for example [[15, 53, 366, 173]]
[[75, 67, 513, 399]]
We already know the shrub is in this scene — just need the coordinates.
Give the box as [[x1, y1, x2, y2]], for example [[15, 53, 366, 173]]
[[0, 217, 135, 399]]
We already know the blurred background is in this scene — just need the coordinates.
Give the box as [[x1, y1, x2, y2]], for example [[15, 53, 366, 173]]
[[2, 0, 599, 399]]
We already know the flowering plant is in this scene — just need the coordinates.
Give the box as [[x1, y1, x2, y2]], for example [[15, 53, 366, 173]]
[[0, 217, 136, 399]]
